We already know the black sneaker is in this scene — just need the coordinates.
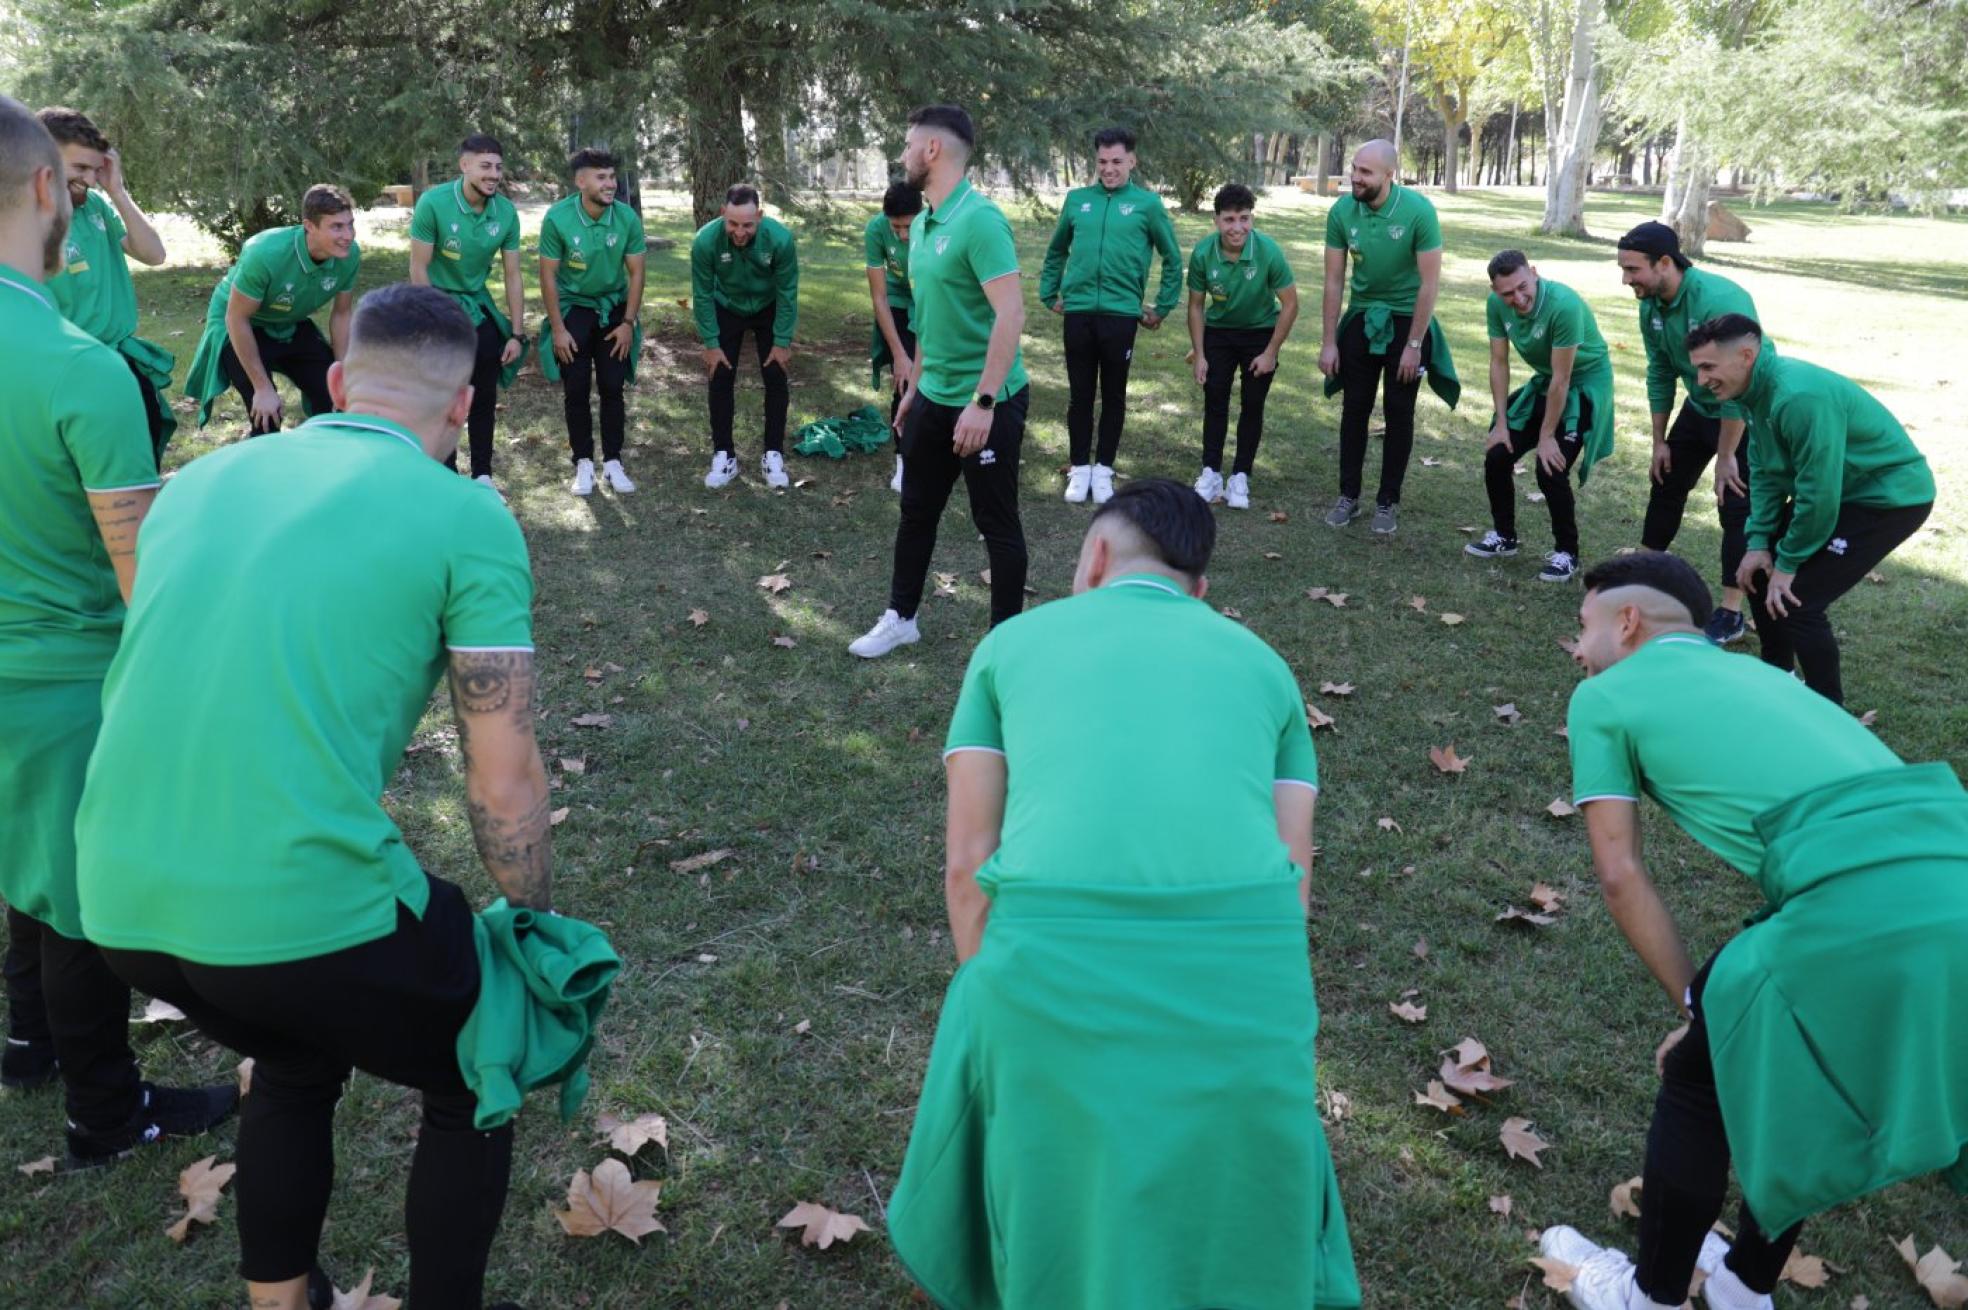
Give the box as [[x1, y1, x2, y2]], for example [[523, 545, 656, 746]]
[[1, 1036, 58, 1091], [1538, 551, 1579, 583], [65, 1080, 240, 1167], [1704, 606, 1747, 645], [1464, 530, 1519, 559]]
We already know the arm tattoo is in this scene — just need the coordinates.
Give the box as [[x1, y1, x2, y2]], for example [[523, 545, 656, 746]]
[[448, 649, 532, 718], [466, 791, 553, 910], [448, 650, 550, 909]]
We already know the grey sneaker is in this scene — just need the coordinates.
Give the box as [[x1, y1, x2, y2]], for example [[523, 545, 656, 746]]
[[1323, 496, 1362, 527], [1370, 502, 1399, 535]]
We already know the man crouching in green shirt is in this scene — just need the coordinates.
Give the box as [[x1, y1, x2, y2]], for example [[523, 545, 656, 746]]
[[692, 183, 799, 490], [889, 479, 1360, 1310], [1688, 313, 1934, 706], [77, 285, 554, 1310], [1538, 551, 1968, 1310]]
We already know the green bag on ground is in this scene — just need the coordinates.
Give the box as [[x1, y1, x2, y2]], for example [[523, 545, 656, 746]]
[[792, 405, 889, 459]]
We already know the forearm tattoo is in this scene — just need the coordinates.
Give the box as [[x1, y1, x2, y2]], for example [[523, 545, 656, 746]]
[[448, 650, 552, 909]]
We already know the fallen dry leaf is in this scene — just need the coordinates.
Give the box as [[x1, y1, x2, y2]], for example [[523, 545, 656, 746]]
[[1220, 606, 1245, 621], [570, 712, 614, 729], [1305, 702, 1336, 730], [165, 1155, 237, 1243], [794, 477, 815, 489], [1610, 1176, 1643, 1219], [549, 807, 571, 826], [1529, 883, 1566, 913], [596, 1112, 669, 1157], [1439, 1038, 1515, 1095], [1429, 744, 1471, 774], [1496, 906, 1557, 927], [771, 635, 797, 649], [1860, 709, 1880, 727], [1412, 936, 1429, 960], [1320, 681, 1356, 696], [1493, 702, 1522, 724], [1896, 1236, 1968, 1308], [1305, 586, 1329, 600], [1782, 1250, 1831, 1289], [556, 1159, 665, 1243], [757, 573, 792, 594], [330, 1269, 402, 1310], [138, 997, 186, 1024], [1526, 491, 1547, 503], [1390, 1000, 1428, 1024], [17, 1155, 54, 1177], [1377, 816, 1402, 833], [1325, 1090, 1352, 1120], [793, 1018, 812, 1035], [1866, 571, 1886, 584], [1268, 510, 1289, 523], [1530, 1256, 1578, 1293], [1500, 1117, 1550, 1167], [669, 848, 734, 874], [1440, 612, 1467, 626], [1414, 1080, 1463, 1113], [688, 609, 710, 627], [1558, 635, 1581, 657], [1262, 551, 1283, 560], [1546, 797, 1578, 818], [778, 1201, 872, 1250], [1421, 456, 1444, 467], [1320, 593, 1349, 608], [1852, 1297, 1870, 1309], [559, 756, 587, 775], [1409, 595, 1428, 612], [1489, 1194, 1513, 1217]]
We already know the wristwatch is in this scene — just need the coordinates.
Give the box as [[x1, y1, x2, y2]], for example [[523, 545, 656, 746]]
[[1406, 338, 1424, 351], [974, 392, 996, 411]]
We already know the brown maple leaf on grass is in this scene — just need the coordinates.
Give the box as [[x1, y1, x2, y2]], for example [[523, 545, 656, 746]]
[[1499, 1117, 1550, 1167], [330, 1269, 402, 1310], [17, 1155, 54, 1177], [1439, 1037, 1515, 1095], [1489, 1194, 1513, 1217], [1610, 1175, 1643, 1219], [595, 1111, 668, 1157], [1896, 1235, 1968, 1308], [1388, 1000, 1427, 1023], [556, 1159, 664, 1243], [756, 573, 792, 594], [1304, 701, 1335, 730], [1429, 743, 1471, 774], [165, 1155, 236, 1243], [777, 1201, 873, 1250], [1413, 1080, 1463, 1114]]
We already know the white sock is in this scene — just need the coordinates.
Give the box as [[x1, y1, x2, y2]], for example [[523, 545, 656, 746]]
[[1701, 1263, 1769, 1310], [1626, 1281, 1680, 1310]]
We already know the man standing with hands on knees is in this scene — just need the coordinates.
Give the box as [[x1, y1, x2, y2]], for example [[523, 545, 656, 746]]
[[693, 183, 800, 490], [540, 147, 645, 498], [888, 480, 1359, 1310], [1187, 183, 1297, 510], [1319, 138, 1458, 535], [865, 180, 921, 493], [1039, 126, 1182, 505], [848, 105, 1030, 660]]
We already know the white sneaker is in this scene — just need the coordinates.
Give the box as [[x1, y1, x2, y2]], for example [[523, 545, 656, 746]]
[[473, 473, 494, 487], [1064, 464, 1092, 504], [848, 609, 920, 659], [1193, 467, 1224, 502], [890, 455, 904, 493], [473, 473, 508, 505], [1538, 1226, 1641, 1310], [1090, 464, 1116, 504], [704, 451, 738, 489], [1698, 1239, 1774, 1310], [603, 459, 635, 494], [762, 450, 790, 489], [1225, 472, 1251, 509], [570, 459, 595, 497]]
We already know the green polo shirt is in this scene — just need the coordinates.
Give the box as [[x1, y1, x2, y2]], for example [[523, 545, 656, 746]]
[[1486, 277, 1609, 382], [946, 573, 1316, 894], [1638, 265, 1762, 422], [1569, 632, 1900, 876], [689, 214, 799, 346], [47, 190, 139, 347], [410, 180, 521, 299], [203, 224, 362, 341], [864, 213, 912, 310], [539, 195, 646, 310], [907, 178, 1029, 407], [0, 265, 159, 682], [1037, 180, 1182, 319], [75, 412, 535, 966], [1187, 230, 1295, 331], [1324, 185, 1443, 315], [1735, 349, 1936, 574]]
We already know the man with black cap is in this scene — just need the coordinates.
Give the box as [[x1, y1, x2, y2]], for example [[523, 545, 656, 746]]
[[1615, 221, 1766, 644]]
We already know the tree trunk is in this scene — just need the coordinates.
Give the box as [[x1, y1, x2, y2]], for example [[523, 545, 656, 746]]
[[1436, 93, 1463, 194], [684, 50, 748, 227], [1505, 101, 1520, 188], [1660, 121, 1715, 256], [1314, 130, 1333, 195], [750, 92, 789, 202], [1540, 0, 1604, 236], [411, 157, 429, 196]]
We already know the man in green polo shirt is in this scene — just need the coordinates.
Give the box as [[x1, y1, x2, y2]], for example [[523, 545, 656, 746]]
[[1618, 221, 1767, 644], [0, 94, 236, 1166], [1537, 551, 1968, 1310], [540, 146, 646, 498], [889, 479, 1359, 1310], [77, 284, 553, 1310], [1319, 138, 1459, 535], [36, 106, 176, 464], [1039, 126, 1182, 505], [691, 182, 800, 491], [183, 184, 360, 436], [1186, 182, 1298, 511], [1464, 249, 1615, 583], [410, 132, 526, 488], [1684, 314, 1934, 706], [865, 180, 921, 493], [849, 105, 1031, 659]]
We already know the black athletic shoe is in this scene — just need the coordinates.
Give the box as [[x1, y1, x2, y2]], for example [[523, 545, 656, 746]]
[[65, 1080, 240, 1167], [1704, 606, 1747, 645], [1, 1037, 58, 1091], [1538, 551, 1579, 583], [1464, 530, 1519, 559]]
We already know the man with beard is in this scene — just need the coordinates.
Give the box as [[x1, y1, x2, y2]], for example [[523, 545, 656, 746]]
[[35, 106, 175, 464], [540, 147, 646, 497], [1616, 221, 1766, 644], [411, 133, 526, 489], [1318, 138, 1458, 536], [0, 95, 237, 1165], [183, 184, 362, 435], [1038, 126, 1182, 505], [692, 183, 800, 490], [848, 104, 1029, 659]]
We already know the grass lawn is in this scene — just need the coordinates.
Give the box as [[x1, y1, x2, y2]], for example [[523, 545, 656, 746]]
[[2, 184, 1964, 1308]]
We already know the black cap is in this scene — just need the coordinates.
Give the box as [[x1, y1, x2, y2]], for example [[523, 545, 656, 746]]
[[1617, 221, 1691, 270]]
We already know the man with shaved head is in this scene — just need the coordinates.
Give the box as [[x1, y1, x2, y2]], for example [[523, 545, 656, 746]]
[[0, 94, 237, 1166], [1538, 550, 1968, 1310], [77, 283, 551, 1308], [889, 477, 1360, 1310], [1319, 138, 1458, 535]]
